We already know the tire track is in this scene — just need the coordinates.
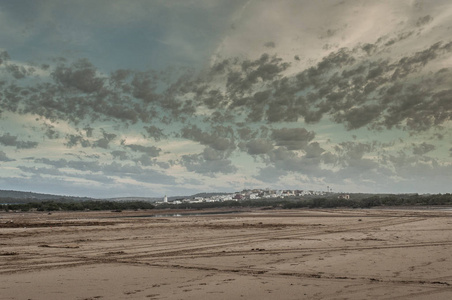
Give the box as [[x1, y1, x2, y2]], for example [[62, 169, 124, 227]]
[[0, 215, 432, 275]]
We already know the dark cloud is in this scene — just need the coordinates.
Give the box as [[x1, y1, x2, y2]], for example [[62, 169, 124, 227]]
[[384, 31, 414, 47], [65, 134, 91, 148], [307, 48, 356, 78], [236, 127, 257, 140], [5, 63, 33, 79], [392, 41, 452, 79], [181, 147, 237, 175], [109, 69, 133, 87], [321, 151, 337, 165], [92, 130, 117, 149], [271, 128, 315, 150], [0, 133, 38, 149], [111, 150, 128, 160], [0, 151, 14, 162], [362, 43, 377, 55], [156, 161, 171, 169], [200, 89, 225, 110], [304, 142, 326, 159], [254, 166, 287, 183], [0, 55, 173, 127], [181, 125, 235, 152], [1, 37, 449, 139], [245, 139, 274, 155], [92, 138, 112, 149], [333, 105, 382, 130], [132, 154, 157, 167], [412, 142, 435, 155], [130, 71, 160, 103], [201, 147, 225, 161], [281, 41, 452, 132], [335, 141, 374, 161], [125, 144, 161, 157], [182, 157, 237, 175], [416, 15, 433, 27], [35, 158, 69, 169], [0, 51, 10, 65], [83, 126, 94, 138], [42, 124, 60, 139], [222, 54, 290, 98], [253, 142, 332, 181], [378, 87, 452, 132], [181, 147, 237, 176], [52, 59, 104, 94], [143, 125, 166, 141], [320, 28, 337, 39]]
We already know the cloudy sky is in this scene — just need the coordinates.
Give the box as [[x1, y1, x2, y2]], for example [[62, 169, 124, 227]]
[[0, 0, 451, 198]]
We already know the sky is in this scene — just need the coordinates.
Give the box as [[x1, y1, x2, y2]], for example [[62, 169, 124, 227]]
[[0, 0, 451, 198]]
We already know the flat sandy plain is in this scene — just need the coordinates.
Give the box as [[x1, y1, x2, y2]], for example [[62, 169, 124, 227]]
[[1, 208, 451, 300]]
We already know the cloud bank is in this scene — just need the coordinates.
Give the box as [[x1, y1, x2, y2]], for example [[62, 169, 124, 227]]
[[0, 0, 450, 197]]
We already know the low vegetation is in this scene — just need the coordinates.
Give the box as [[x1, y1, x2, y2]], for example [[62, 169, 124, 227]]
[[0, 200, 155, 212], [156, 193, 452, 210], [0, 193, 450, 212], [281, 193, 452, 209]]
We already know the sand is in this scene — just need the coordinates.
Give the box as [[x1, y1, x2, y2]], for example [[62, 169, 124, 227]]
[[1, 208, 451, 299]]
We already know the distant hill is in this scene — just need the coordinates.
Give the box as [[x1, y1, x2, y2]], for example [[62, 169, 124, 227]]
[[105, 197, 161, 202], [0, 190, 92, 203], [0, 189, 213, 204]]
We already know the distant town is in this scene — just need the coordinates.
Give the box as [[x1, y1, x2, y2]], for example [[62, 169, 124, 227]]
[[157, 188, 350, 205]]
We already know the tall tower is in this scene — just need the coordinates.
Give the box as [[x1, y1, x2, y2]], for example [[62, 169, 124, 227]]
[[163, 195, 168, 203]]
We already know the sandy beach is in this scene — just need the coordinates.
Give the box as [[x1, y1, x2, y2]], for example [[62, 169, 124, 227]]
[[1, 208, 451, 299]]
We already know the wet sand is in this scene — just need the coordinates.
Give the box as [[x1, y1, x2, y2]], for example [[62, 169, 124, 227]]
[[1, 208, 451, 299]]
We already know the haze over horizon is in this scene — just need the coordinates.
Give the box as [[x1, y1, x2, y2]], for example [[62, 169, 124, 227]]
[[0, 0, 451, 198]]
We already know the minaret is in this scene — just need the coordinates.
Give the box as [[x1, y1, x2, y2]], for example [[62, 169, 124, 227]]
[[163, 195, 168, 203]]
